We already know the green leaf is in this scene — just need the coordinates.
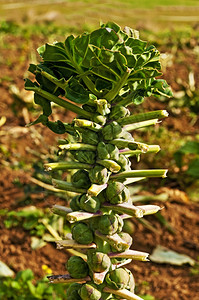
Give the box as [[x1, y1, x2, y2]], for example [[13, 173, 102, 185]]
[[27, 281, 36, 296], [24, 78, 38, 89], [34, 94, 52, 116], [42, 43, 68, 62], [74, 33, 90, 62], [90, 27, 119, 50], [15, 269, 34, 282], [46, 120, 66, 134], [126, 37, 147, 54], [178, 141, 199, 155], [26, 114, 48, 127], [65, 78, 91, 104], [186, 159, 199, 178]]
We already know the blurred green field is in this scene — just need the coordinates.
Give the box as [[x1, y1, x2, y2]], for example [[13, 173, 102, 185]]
[[0, 0, 199, 31]]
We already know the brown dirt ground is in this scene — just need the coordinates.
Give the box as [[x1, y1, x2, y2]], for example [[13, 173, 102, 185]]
[[0, 34, 199, 300]]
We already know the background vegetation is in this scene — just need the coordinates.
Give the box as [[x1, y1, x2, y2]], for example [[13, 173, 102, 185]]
[[0, 1, 199, 299]]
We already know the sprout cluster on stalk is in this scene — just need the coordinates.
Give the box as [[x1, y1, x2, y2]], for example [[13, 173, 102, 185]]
[[25, 22, 172, 300]]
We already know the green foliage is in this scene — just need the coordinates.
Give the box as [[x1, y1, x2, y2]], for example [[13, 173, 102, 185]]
[[25, 22, 171, 132], [0, 269, 67, 300], [174, 141, 199, 179], [1, 207, 70, 248]]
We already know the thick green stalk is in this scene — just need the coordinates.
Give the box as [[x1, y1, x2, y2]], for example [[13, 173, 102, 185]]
[[56, 240, 96, 250], [47, 274, 91, 284], [103, 287, 144, 300], [118, 110, 169, 125], [58, 142, 97, 151], [66, 211, 103, 223], [123, 119, 159, 131], [111, 169, 168, 180], [96, 159, 121, 172], [108, 249, 149, 261], [105, 68, 131, 102], [102, 203, 144, 218], [74, 119, 102, 131], [120, 145, 160, 156], [25, 85, 92, 119], [52, 179, 87, 193], [44, 161, 93, 171], [39, 69, 68, 90]]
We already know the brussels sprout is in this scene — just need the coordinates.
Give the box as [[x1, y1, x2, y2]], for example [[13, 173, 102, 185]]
[[79, 194, 101, 213], [70, 195, 81, 211], [98, 214, 119, 235], [97, 142, 119, 160], [87, 250, 111, 273], [94, 236, 111, 253], [66, 283, 82, 300], [93, 114, 107, 125], [116, 155, 131, 172], [118, 232, 133, 248], [79, 283, 102, 300], [106, 268, 135, 290], [89, 165, 111, 185], [71, 170, 91, 189], [72, 222, 94, 244], [102, 121, 122, 141], [67, 256, 89, 278], [82, 130, 99, 145], [95, 99, 111, 116], [97, 189, 107, 204], [109, 105, 130, 120], [89, 216, 100, 232], [75, 150, 96, 164], [106, 182, 130, 204]]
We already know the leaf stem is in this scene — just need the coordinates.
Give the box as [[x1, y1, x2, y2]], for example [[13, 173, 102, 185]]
[[47, 274, 91, 284], [119, 110, 169, 125], [120, 145, 160, 156], [108, 249, 149, 261], [123, 119, 159, 131], [103, 287, 144, 300], [102, 203, 144, 218], [25, 86, 92, 118], [105, 68, 131, 102], [74, 119, 102, 131], [58, 142, 97, 151], [52, 179, 87, 193], [110, 169, 168, 180], [44, 161, 93, 171]]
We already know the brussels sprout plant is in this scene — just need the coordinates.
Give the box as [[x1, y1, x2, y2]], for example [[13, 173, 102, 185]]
[[25, 22, 172, 300]]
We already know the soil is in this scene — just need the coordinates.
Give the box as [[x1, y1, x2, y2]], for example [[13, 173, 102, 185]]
[[0, 33, 199, 300]]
